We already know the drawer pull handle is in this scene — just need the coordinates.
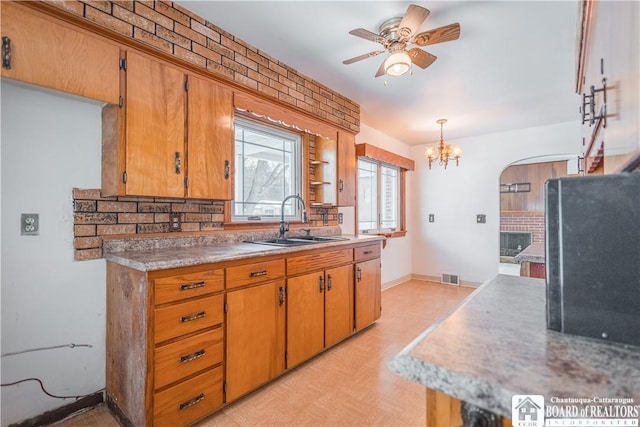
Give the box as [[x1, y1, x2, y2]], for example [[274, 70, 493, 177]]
[[250, 270, 267, 277], [180, 311, 206, 323], [278, 286, 286, 306], [363, 250, 373, 255], [319, 275, 325, 293], [180, 281, 205, 291], [179, 349, 206, 363], [2, 37, 11, 70], [356, 267, 362, 282], [327, 274, 333, 291], [179, 393, 205, 411]]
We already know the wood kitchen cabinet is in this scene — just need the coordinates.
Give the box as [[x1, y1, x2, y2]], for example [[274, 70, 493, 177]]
[[286, 264, 354, 367], [106, 263, 225, 427], [337, 131, 357, 206], [0, 2, 119, 104], [354, 244, 382, 331], [102, 51, 234, 199], [226, 280, 286, 402]]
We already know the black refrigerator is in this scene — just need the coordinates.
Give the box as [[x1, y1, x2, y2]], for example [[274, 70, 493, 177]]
[[545, 172, 640, 347]]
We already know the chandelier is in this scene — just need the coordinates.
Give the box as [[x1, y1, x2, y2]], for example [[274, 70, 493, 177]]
[[425, 119, 461, 169]]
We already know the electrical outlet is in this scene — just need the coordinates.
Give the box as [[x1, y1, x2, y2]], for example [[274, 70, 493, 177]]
[[21, 213, 39, 235], [428, 214, 435, 223], [169, 213, 182, 232], [323, 211, 329, 225], [338, 213, 344, 224]]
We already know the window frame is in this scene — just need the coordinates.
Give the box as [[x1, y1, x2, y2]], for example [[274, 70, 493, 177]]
[[355, 143, 414, 238], [230, 116, 304, 224], [357, 158, 402, 235]]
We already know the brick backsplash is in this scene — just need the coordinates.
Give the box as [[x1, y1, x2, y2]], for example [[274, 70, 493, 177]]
[[47, 0, 360, 133], [500, 211, 545, 246], [73, 188, 225, 260], [72, 188, 338, 261]]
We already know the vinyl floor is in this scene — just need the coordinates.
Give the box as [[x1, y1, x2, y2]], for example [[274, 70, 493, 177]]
[[53, 280, 474, 427]]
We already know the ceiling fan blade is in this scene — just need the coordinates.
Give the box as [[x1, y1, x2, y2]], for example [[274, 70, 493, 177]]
[[342, 50, 384, 65], [413, 23, 461, 46], [375, 60, 386, 78], [408, 48, 437, 69], [349, 28, 384, 44], [398, 4, 431, 40]]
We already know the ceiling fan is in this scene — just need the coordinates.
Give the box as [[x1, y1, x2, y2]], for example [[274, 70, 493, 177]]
[[342, 4, 460, 77]]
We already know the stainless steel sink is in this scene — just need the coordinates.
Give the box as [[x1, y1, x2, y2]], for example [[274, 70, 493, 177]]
[[248, 238, 319, 247], [291, 236, 350, 242], [247, 236, 349, 247]]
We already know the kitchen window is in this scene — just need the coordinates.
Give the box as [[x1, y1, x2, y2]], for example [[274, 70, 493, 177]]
[[358, 158, 400, 233], [232, 117, 302, 222], [356, 143, 414, 237]]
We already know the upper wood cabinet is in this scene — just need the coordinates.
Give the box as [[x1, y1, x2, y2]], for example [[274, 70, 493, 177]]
[[186, 75, 234, 200], [0, 2, 119, 104], [337, 131, 357, 206], [102, 51, 234, 199], [577, 0, 640, 173]]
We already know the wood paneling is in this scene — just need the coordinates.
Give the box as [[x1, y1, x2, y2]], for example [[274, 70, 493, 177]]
[[500, 161, 568, 211]]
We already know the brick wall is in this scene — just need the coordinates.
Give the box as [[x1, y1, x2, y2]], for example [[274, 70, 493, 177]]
[[47, 0, 360, 133], [500, 211, 545, 245]]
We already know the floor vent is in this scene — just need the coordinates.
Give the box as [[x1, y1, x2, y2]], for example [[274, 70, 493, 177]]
[[441, 273, 460, 286]]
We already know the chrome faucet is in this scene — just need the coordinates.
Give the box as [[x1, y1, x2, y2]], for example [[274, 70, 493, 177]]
[[279, 194, 308, 239]]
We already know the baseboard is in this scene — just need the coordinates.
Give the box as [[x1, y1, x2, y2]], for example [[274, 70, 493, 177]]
[[411, 274, 481, 288], [382, 274, 412, 290], [8, 391, 103, 427], [106, 394, 134, 427]]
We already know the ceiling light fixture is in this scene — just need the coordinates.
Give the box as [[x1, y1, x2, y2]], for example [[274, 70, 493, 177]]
[[425, 119, 461, 169], [384, 51, 412, 76]]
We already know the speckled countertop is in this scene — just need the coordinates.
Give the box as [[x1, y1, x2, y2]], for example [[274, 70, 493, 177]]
[[389, 274, 640, 418], [103, 228, 383, 271], [514, 241, 545, 263]]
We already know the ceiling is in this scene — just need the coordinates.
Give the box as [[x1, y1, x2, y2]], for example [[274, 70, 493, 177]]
[[176, 1, 579, 146]]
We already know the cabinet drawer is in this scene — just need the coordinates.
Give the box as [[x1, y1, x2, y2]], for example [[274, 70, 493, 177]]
[[155, 269, 224, 305], [154, 294, 223, 343], [287, 248, 353, 276], [354, 244, 380, 262], [154, 328, 224, 390], [154, 366, 223, 427], [226, 259, 285, 290]]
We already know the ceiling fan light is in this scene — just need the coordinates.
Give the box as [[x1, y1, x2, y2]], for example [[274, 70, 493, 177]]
[[384, 51, 411, 76]]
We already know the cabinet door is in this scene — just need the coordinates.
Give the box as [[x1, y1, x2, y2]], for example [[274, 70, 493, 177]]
[[1, 2, 119, 104], [286, 273, 325, 367], [226, 281, 286, 402], [325, 264, 354, 347], [125, 51, 185, 198], [186, 75, 234, 199], [337, 131, 357, 206], [355, 258, 381, 331]]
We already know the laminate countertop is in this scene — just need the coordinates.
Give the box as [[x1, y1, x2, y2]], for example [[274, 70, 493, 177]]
[[102, 230, 383, 271], [514, 241, 545, 264], [389, 274, 640, 418]]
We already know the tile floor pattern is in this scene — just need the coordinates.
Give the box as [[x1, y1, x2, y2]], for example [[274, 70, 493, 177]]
[[52, 280, 474, 427]]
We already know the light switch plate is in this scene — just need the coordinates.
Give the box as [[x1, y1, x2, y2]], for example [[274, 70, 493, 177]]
[[476, 214, 486, 224], [338, 213, 343, 224], [428, 214, 435, 223]]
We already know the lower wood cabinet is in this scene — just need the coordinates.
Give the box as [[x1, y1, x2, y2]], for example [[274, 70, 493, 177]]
[[286, 264, 354, 367], [225, 280, 286, 402], [106, 239, 381, 426]]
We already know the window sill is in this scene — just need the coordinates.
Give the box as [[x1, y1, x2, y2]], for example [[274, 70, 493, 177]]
[[361, 230, 407, 239]]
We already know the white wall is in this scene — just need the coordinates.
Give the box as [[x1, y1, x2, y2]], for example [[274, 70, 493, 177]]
[[1, 81, 105, 425], [410, 121, 580, 285], [349, 123, 414, 288]]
